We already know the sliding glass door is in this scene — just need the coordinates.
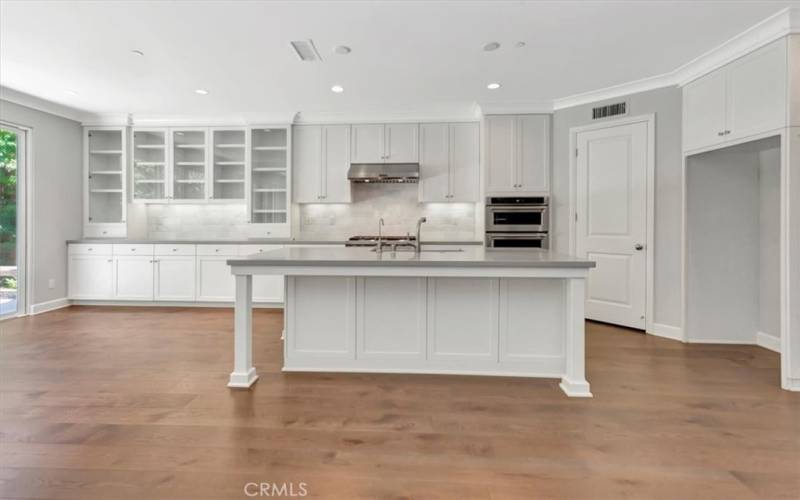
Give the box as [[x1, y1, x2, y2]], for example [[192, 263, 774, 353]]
[[0, 125, 24, 318]]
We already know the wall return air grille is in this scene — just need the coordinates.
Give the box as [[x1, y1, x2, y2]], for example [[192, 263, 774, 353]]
[[592, 102, 627, 120]]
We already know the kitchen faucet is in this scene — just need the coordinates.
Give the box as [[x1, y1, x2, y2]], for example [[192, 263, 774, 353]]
[[377, 218, 385, 253], [415, 217, 427, 253]]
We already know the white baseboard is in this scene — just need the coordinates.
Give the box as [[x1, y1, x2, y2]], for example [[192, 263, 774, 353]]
[[756, 331, 781, 353], [71, 300, 283, 309], [686, 339, 757, 345], [647, 322, 684, 342], [30, 297, 71, 315], [784, 378, 800, 392]]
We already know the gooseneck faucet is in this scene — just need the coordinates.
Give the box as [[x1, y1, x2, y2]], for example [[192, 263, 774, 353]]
[[377, 218, 385, 253], [415, 217, 427, 253]]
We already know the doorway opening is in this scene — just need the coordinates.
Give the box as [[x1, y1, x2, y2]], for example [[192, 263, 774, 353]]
[[0, 124, 26, 319]]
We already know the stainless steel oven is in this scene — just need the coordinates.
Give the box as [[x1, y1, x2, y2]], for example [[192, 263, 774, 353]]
[[485, 232, 549, 249], [485, 196, 549, 232]]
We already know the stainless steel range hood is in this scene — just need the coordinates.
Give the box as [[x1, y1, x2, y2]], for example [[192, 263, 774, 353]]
[[347, 163, 419, 183]]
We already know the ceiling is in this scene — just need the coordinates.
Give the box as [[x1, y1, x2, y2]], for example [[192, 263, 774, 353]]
[[1, 0, 798, 120]]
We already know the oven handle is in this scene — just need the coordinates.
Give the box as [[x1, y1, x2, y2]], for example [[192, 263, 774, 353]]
[[487, 206, 548, 212]]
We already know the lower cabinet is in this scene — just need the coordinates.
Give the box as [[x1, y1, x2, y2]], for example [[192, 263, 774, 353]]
[[113, 256, 155, 300], [154, 256, 196, 301], [68, 254, 114, 300], [196, 256, 236, 302]]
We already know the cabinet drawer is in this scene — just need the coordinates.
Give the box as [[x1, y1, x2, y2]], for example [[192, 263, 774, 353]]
[[196, 244, 240, 256], [113, 244, 154, 255], [69, 244, 112, 256], [155, 244, 196, 256], [239, 244, 283, 256]]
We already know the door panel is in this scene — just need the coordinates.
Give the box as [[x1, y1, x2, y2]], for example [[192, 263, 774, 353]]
[[114, 256, 154, 300], [322, 125, 351, 203], [384, 123, 418, 163], [517, 115, 549, 192], [486, 115, 516, 193], [683, 71, 727, 151], [577, 121, 648, 329], [427, 278, 498, 360], [287, 276, 355, 359], [419, 123, 450, 202], [357, 277, 426, 359], [292, 125, 322, 203], [196, 257, 235, 301], [450, 122, 480, 202], [155, 256, 196, 301], [68, 256, 113, 300], [350, 124, 384, 163]]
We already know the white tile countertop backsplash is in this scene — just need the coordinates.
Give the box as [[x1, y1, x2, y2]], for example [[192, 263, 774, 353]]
[[127, 183, 478, 241]]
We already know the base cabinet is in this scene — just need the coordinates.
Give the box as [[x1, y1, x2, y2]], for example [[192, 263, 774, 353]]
[[68, 255, 114, 300], [196, 257, 236, 302], [155, 256, 196, 301], [113, 256, 155, 300]]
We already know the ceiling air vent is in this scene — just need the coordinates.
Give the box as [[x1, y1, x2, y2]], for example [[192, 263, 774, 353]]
[[592, 102, 627, 120], [290, 39, 322, 62]]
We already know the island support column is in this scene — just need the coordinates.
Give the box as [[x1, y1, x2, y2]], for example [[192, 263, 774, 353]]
[[560, 277, 592, 397], [228, 274, 259, 388]]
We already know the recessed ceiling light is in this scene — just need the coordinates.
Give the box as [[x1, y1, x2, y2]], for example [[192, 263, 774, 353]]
[[334, 45, 351, 55], [487, 82, 501, 90], [131, 49, 144, 56], [483, 42, 501, 52], [331, 85, 344, 93], [515, 41, 526, 48], [195, 89, 209, 95]]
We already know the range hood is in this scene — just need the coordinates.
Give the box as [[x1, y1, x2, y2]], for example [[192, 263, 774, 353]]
[[347, 163, 419, 184]]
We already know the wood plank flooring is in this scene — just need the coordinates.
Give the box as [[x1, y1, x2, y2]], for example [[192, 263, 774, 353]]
[[1, 306, 798, 499]]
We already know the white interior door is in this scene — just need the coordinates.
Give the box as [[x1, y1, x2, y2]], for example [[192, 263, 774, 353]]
[[576, 121, 648, 330]]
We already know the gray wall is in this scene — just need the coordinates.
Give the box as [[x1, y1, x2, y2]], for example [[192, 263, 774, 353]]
[[0, 99, 83, 305], [759, 143, 781, 340], [552, 87, 684, 329]]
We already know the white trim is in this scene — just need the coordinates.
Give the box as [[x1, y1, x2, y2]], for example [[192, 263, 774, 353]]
[[71, 300, 283, 309], [475, 101, 554, 115], [30, 297, 70, 315], [786, 378, 800, 391], [648, 323, 684, 342], [568, 114, 656, 331], [231, 265, 591, 279], [554, 7, 800, 110], [685, 339, 757, 345], [757, 331, 781, 353], [0, 86, 86, 123]]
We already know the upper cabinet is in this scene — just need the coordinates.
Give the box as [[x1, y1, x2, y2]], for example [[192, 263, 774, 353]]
[[84, 127, 127, 237], [485, 114, 550, 194], [351, 123, 418, 163], [683, 38, 787, 152], [172, 128, 208, 201], [293, 124, 351, 203], [131, 128, 168, 202], [210, 128, 247, 201], [249, 126, 290, 232], [419, 122, 480, 202]]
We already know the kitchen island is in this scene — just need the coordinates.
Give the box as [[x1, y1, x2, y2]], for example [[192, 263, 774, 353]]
[[227, 247, 596, 397]]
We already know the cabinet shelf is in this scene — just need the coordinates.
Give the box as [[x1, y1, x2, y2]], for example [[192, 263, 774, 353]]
[[135, 180, 165, 184], [175, 179, 205, 184], [176, 162, 205, 166], [90, 150, 123, 155], [216, 144, 246, 149], [215, 161, 245, 166], [134, 162, 165, 166], [136, 144, 165, 150], [252, 167, 286, 172], [90, 189, 124, 193], [252, 209, 286, 213], [214, 179, 245, 183], [253, 146, 286, 151], [90, 170, 123, 175], [253, 188, 285, 193], [175, 144, 206, 149]]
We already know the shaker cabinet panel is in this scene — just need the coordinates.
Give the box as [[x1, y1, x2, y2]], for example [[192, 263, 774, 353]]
[[419, 123, 450, 202], [154, 256, 196, 301], [350, 124, 385, 163], [450, 122, 480, 202], [292, 125, 322, 203], [517, 115, 550, 192], [486, 115, 516, 193], [322, 125, 352, 203], [683, 71, 727, 151], [114, 256, 155, 300], [384, 123, 419, 163], [68, 255, 114, 300]]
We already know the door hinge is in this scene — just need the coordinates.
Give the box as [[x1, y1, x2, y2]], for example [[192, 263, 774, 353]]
[[575, 213, 578, 222], [575, 148, 579, 157]]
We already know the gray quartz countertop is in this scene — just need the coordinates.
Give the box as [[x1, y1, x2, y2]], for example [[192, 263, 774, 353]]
[[227, 246, 596, 268], [67, 239, 482, 246]]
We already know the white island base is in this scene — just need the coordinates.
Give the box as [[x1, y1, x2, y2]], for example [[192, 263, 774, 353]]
[[227, 248, 594, 397]]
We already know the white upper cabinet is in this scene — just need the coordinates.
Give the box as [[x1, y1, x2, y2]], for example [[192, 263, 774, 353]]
[[486, 115, 550, 194], [683, 38, 787, 152], [293, 125, 351, 203], [351, 123, 418, 163], [172, 128, 208, 201], [419, 122, 479, 202], [84, 127, 127, 238], [210, 128, 247, 201], [248, 126, 291, 233], [131, 128, 168, 202]]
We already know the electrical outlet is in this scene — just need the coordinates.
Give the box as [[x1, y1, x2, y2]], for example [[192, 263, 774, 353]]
[[48, 278, 55, 289]]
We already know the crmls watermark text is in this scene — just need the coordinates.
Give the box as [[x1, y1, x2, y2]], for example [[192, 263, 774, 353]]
[[244, 482, 308, 497]]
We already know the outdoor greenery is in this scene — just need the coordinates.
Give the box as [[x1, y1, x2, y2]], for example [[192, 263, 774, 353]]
[[0, 129, 17, 277]]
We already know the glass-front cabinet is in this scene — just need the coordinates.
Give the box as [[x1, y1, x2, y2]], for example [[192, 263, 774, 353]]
[[211, 128, 247, 201], [132, 128, 168, 201], [249, 127, 289, 226], [84, 127, 127, 237], [172, 129, 207, 200]]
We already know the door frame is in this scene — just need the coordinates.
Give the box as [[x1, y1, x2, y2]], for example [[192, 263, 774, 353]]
[[0, 120, 33, 318], [568, 114, 656, 333]]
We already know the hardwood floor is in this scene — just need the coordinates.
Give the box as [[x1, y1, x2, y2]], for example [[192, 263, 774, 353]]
[[1, 306, 798, 499]]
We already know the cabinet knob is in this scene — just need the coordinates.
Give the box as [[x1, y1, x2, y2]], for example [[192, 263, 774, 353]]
[[717, 132, 724, 137]]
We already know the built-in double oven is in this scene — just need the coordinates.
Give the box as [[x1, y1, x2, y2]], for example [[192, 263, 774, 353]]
[[485, 196, 550, 249]]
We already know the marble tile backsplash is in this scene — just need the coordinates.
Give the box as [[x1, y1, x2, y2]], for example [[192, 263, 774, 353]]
[[135, 183, 477, 241], [298, 183, 477, 240]]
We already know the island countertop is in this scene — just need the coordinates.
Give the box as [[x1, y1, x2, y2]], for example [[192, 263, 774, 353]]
[[227, 246, 595, 268]]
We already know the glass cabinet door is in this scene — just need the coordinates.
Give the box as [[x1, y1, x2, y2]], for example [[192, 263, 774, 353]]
[[87, 129, 124, 223], [250, 128, 288, 223], [212, 129, 246, 201], [172, 129, 207, 200], [132, 129, 167, 200]]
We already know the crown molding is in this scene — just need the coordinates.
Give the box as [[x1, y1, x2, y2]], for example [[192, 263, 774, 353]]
[[0, 86, 89, 123], [553, 6, 799, 110], [476, 100, 553, 115], [294, 105, 479, 124], [126, 112, 297, 127]]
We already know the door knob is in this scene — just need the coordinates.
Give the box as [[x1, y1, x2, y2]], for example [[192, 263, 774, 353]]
[[634, 243, 644, 251]]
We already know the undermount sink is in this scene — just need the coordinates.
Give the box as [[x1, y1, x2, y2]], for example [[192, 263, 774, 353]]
[[371, 247, 464, 253]]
